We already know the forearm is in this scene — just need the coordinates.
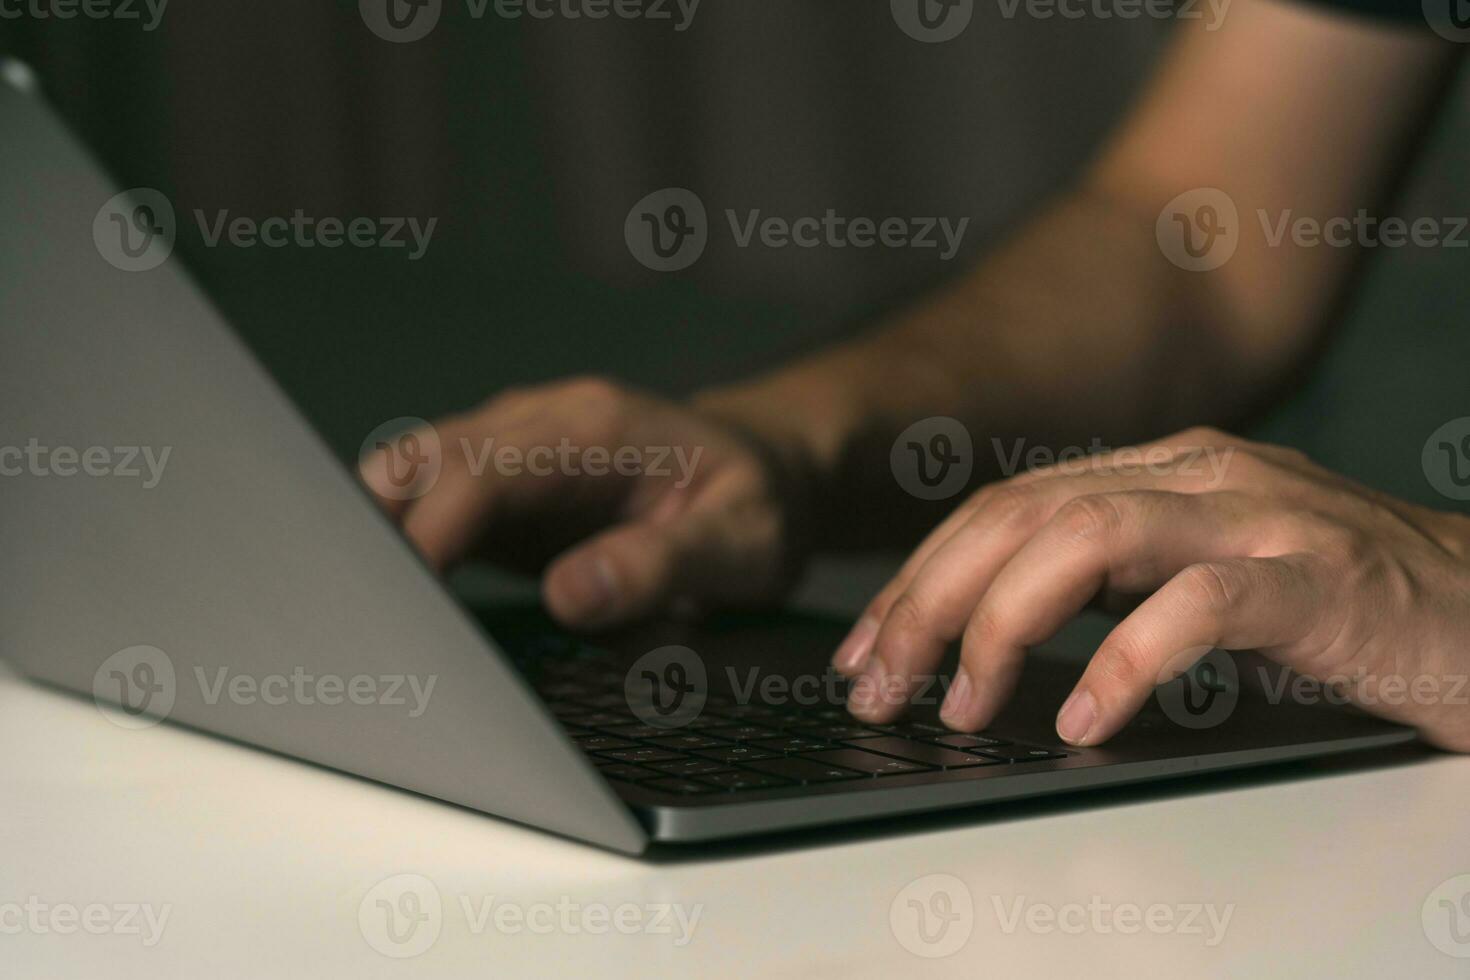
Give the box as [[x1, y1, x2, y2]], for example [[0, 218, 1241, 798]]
[[695, 182, 1273, 549]]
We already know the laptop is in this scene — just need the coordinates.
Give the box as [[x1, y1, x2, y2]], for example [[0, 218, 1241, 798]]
[[0, 71, 1416, 855]]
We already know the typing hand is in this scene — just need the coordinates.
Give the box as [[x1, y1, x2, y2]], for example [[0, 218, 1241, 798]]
[[359, 377, 807, 630], [833, 427, 1470, 751]]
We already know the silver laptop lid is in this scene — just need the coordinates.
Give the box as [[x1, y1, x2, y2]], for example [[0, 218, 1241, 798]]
[[0, 75, 647, 854]]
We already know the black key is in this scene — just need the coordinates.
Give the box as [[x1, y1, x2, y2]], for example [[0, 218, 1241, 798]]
[[568, 712, 632, 727], [870, 721, 950, 738], [790, 724, 882, 740], [644, 734, 728, 751], [748, 757, 867, 784], [575, 735, 638, 752], [545, 700, 591, 718], [928, 733, 1011, 749], [693, 745, 778, 763], [578, 692, 633, 710], [712, 703, 785, 720], [850, 736, 1002, 769], [749, 737, 831, 754], [595, 747, 685, 764], [598, 764, 661, 782], [596, 723, 673, 739], [802, 749, 932, 776], [648, 758, 732, 777], [644, 778, 720, 796], [700, 771, 792, 791], [704, 725, 783, 742], [973, 746, 1070, 763]]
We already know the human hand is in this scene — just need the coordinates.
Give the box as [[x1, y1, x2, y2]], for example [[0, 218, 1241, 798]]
[[360, 377, 810, 630], [833, 427, 1470, 751]]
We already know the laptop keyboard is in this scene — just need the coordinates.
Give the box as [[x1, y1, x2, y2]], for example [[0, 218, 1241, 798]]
[[519, 638, 1071, 800]]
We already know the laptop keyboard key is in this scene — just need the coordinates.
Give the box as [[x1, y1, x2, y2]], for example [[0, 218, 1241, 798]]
[[791, 724, 882, 740], [747, 757, 866, 784], [748, 737, 831, 754], [700, 771, 792, 791], [801, 749, 932, 776], [644, 778, 720, 796], [575, 735, 638, 752], [598, 764, 661, 782], [643, 733, 727, 751], [973, 746, 1070, 763], [928, 733, 1011, 749], [704, 725, 783, 741], [595, 747, 685, 764], [850, 736, 1002, 769], [693, 745, 778, 763], [649, 758, 733, 777]]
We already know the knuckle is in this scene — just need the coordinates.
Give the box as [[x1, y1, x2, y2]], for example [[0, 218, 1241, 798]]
[[1094, 631, 1153, 689], [963, 603, 1005, 652], [1174, 425, 1229, 447], [886, 591, 934, 638], [1052, 493, 1125, 544], [561, 375, 624, 403], [978, 484, 1044, 531], [1175, 561, 1239, 618]]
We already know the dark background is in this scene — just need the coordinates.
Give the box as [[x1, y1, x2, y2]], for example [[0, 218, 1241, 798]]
[[3, 1, 1467, 529]]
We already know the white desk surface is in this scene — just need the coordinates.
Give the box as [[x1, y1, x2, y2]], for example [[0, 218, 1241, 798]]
[[6, 654, 1470, 980]]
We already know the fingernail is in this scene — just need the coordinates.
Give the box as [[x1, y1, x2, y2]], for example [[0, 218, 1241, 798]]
[[939, 667, 973, 728], [1056, 688, 1097, 745], [847, 656, 888, 720], [833, 617, 879, 674], [550, 554, 619, 624]]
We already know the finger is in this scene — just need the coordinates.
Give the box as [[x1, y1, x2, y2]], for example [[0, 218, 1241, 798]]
[[849, 467, 1224, 724], [398, 413, 586, 570], [938, 490, 1269, 731], [543, 496, 776, 630], [831, 491, 989, 675], [1055, 554, 1325, 746]]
